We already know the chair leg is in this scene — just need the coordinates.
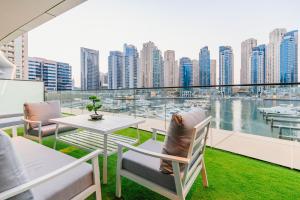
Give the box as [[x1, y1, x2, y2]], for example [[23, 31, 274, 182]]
[[116, 172, 122, 198], [201, 159, 209, 187]]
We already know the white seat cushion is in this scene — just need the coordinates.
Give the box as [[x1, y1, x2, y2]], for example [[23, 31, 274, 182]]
[[11, 137, 93, 200]]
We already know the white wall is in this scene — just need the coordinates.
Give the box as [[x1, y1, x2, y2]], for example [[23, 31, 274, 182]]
[[0, 79, 44, 115]]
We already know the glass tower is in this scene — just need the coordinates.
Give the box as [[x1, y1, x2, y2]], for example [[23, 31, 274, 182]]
[[152, 49, 164, 87], [280, 30, 298, 83], [108, 51, 123, 89], [179, 57, 193, 87], [123, 44, 139, 88], [219, 46, 234, 95], [199, 46, 211, 86]]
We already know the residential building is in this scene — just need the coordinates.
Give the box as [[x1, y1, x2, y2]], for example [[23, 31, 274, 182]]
[[219, 46, 234, 95], [123, 44, 139, 88], [251, 45, 266, 84], [210, 59, 217, 85], [57, 62, 72, 90], [199, 46, 211, 86], [140, 41, 157, 88], [0, 33, 28, 79], [280, 30, 298, 83], [152, 49, 164, 87], [192, 59, 199, 86], [266, 28, 287, 83], [241, 38, 257, 84], [28, 57, 72, 91], [30, 58, 57, 91], [164, 50, 176, 87], [179, 57, 193, 87], [80, 47, 100, 90], [108, 51, 123, 89]]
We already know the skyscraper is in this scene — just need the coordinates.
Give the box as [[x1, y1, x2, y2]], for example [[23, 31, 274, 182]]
[[179, 57, 193, 87], [57, 62, 72, 90], [241, 38, 257, 84], [210, 59, 217, 85], [108, 51, 123, 89], [152, 49, 164, 87], [219, 46, 234, 95], [164, 50, 176, 87], [192, 59, 199, 86], [140, 41, 157, 88], [199, 46, 211, 86], [266, 28, 287, 83], [80, 47, 100, 90], [280, 30, 298, 83], [0, 33, 28, 80], [123, 44, 139, 88], [251, 45, 266, 84], [28, 57, 72, 91]]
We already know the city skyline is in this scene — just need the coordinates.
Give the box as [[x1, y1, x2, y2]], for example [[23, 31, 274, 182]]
[[27, 0, 300, 87]]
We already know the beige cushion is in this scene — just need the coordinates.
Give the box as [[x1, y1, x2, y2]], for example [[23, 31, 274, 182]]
[[160, 109, 207, 174], [24, 101, 61, 128], [0, 131, 34, 200], [28, 124, 77, 137], [12, 137, 93, 200]]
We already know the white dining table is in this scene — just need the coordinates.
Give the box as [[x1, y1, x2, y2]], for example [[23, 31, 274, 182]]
[[50, 114, 145, 184]]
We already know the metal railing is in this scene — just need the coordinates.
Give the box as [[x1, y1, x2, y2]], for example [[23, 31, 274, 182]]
[[45, 83, 300, 142]]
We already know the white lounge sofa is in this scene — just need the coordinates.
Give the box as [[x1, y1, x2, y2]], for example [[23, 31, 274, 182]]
[[0, 132, 102, 200]]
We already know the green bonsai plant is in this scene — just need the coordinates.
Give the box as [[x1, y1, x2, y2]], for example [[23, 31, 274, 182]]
[[86, 96, 103, 120]]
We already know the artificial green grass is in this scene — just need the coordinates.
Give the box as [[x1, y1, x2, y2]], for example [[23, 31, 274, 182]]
[[5, 128, 300, 200]]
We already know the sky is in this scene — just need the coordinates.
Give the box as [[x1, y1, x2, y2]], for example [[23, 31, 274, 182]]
[[28, 0, 300, 87]]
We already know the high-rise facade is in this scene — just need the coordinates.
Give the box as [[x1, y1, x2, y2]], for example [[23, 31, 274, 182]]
[[57, 62, 72, 90], [152, 49, 164, 87], [266, 28, 287, 83], [219, 46, 234, 95], [199, 46, 211, 86], [28, 57, 72, 91], [123, 44, 139, 88], [241, 38, 257, 84], [280, 30, 298, 83], [251, 45, 266, 84], [179, 57, 193, 87], [192, 59, 199, 86], [80, 47, 100, 90], [140, 41, 157, 88], [164, 50, 176, 87], [108, 51, 123, 89], [0, 33, 28, 80], [210, 59, 217, 85]]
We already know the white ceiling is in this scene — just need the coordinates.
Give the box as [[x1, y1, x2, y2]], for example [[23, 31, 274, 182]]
[[0, 0, 87, 45]]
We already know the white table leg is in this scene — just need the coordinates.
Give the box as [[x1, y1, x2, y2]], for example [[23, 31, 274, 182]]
[[103, 134, 108, 184], [136, 124, 140, 144], [53, 123, 59, 149], [12, 126, 18, 137]]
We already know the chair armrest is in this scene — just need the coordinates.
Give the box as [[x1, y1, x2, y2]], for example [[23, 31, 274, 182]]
[[23, 118, 42, 125], [151, 128, 167, 134], [0, 149, 102, 200], [116, 141, 189, 164], [151, 128, 167, 140]]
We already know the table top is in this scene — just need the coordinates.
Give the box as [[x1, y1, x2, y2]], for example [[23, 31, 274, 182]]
[[49, 114, 145, 134]]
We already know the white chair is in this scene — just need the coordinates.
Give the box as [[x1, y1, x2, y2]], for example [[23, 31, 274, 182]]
[[116, 116, 211, 200], [0, 132, 102, 200]]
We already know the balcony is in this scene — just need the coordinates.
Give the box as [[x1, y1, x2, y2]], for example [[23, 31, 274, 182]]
[[1, 79, 300, 199]]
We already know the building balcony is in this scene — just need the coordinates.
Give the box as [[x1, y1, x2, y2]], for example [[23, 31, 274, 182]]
[[1, 79, 300, 199]]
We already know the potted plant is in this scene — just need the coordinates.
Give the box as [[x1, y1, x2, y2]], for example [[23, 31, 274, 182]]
[[86, 96, 103, 120]]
